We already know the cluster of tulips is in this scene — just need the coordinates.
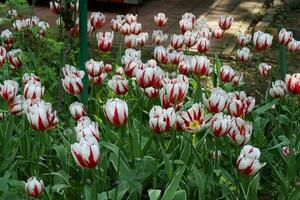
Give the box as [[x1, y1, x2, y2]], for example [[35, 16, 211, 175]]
[[1, 1, 300, 198]]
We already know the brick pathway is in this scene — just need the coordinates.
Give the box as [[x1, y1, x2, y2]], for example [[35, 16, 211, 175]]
[[33, 0, 264, 54]]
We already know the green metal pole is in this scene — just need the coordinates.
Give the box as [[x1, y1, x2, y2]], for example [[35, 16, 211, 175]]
[[79, 0, 88, 106]]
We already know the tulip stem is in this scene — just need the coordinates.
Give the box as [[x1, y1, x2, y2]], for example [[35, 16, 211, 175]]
[[114, 147, 121, 200]]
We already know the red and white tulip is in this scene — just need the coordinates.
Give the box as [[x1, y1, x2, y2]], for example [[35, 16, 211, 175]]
[[154, 46, 169, 64], [154, 13, 167, 27], [278, 28, 293, 46], [237, 32, 252, 46], [108, 75, 128, 95], [7, 49, 22, 70], [25, 177, 44, 198], [0, 80, 18, 101], [220, 65, 235, 82], [152, 30, 168, 44], [90, 12, 106, 29], [203, 88, 228, 113], [103, 98, 128, 126], [212, 26, 224, 39], [184, 31, 198, 48], [228, 117, 252, 145], [97, 32, 114, 52], [149, 106, 176, 134], [269, 80, 287, 98], [170, 34, 184, 49], [69, 102, 87, 120], [23, 80, 45, 100], [196, 37, 210, 53], [237, 47, 252, 61], [218, 16, 233, 30], [190, 55, 212, 76], [287, 39, 300, 52], [285, 73, 300, 94], [258, 63, 272, 77], [253, 31, 273, 51], [211, 112, 232, 137]]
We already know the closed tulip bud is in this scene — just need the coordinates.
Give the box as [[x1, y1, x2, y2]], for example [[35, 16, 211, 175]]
[[236, 145, 266, 175], [258, 63, 272, 77], [22, 73, 41, 85], [237, 47, 252, 61], [160, 75, 189, 108], [285, 73, 300, 94], [152, 30, 168, 44], [232, 72, 244, 87], [62, 73, 84, 95], [228, 118, 252, 145], [253, 31, 273, 50], [137, 32, 149, 46], [69, 102, 86, 120], [125, 13, 137, 24], [184, 31, 198, 48], [110, 19, 122, 32], [89, 73, 107, 86], [196, 37, 210, 53], [25, 177, 44, 198], [154, 13, 167, 27], [269, 80, 287, 98], [176, 103, 205, 132], [76, 123, 100, 141], [97, 32, 114, 52], [218, 16, 233, 30], [85, 59, 104, 77], [120, 23, 131, 35], [50, 0, 60, 13], [179, 19, 193, 34], [90, 12, 106, 29], [0, 46, 6, 66], [7, 49, 22, 69], [9, 95, 26, 115], [108, 75, 128, 95], [136, 67, 163, 88], [190, 55, 212, 76], [211, 112, 232, 137], [130, 22, 142, 35], [71, 136, 100, 168], [282, 146, 289, 156], [203, 88, 228, 113], [169, 50, 183, 65], [125, 34, 138, 48], [149, 106, 176, 134], [170, 34, 184, 49], [278, 28, 293, 45], [143, 87, 159, 99], [24, 80, 45, 100], [1, 29, 13, 49], [237, 32, 252, 46], [0, 80, 18, 101], [124, 59, 142, 77], [103, 98, 128, 126], [154, 46, 169, 64], [26, 100, 59, 131], [212, 26, 224, 39], [287, 39, 300, 52], [220, 65, 235, 82], [182, 12, 196, 24], [178, 58, 191, 75], [227, 98, 245, 117], [104, 64, 112, 73]]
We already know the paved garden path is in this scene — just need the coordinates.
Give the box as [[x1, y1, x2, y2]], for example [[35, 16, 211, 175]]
[[33, 0, 264, 54]]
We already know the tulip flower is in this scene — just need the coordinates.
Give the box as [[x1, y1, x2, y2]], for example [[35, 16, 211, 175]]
[[154, 46, 169, 64], [176, 103, 205, 132], [97, 32, 114, 52], [253, 31, 273, 50], [285, 73, 300, 94], [287, 39, 300, 52], [194, 19, 209, 30], [9, 95, 26, 115], [23, 80, 45, 100], [37, 21, 50, 38], [220, 65, 235, 82], [160, 75, 189, 108], [89, 73, 107, 86], [130, 22, 142, 35], [181, 12, 196, 24], [179, 19, 193, 34], [154, 13, 168, 27], [70, 1, 79, 11], [90, 12, 106, 29], [197, 28, 212, 39], [108, 75, 128, 95], [103, 98, 128, 126], [125, 34, 138, 48], [75, 116, 93, 133], [69, 102, 87, 120], [258, 63, 272, 77], [85, 59, 104, 77], [228, 117, 252, 145], [62, 71, 84, 95], [120, 23, 131, 35], [178, 57, 191, 75], [125, 13, 137, 24], [269, 80, 287, 98], [137, 32, 149, 46], [50, 0, 60, 13], [282, 146, 289, 156], [232, 72, 244, 87], [1, 29, 13, 49], [203, 88, 228, 113], [115, 67, 124, 75], [0, 46, 7, 66], [170, 34, 184, 49], [71, 136, 100, 168], [237, 47, 252, 61], [227, 98, 245, 117], [25, 177, 44, 198], [149, 106, 176, 134], [76, 123, 100, 142], [7, 9, 18, 19], [26, 100, 59, 131], [190, 55, 212, 76], [104, 64, 112, 73], [227, 91, 255, 116], [236, 145, 266, 175], [237, 32, 252, 46], [212, 26, 224, 39], [183, 31, 198, 48], [110, 19, 123, 32], [278, 28, 293, 46], [143, 87, 159, 99], [22, 73, 41, 85], [169, 50, 183, 65], [218, 16, 233, 30], [152, 30, 168, 44], [7, 49, 22, 70], [211, 113, 232, 137], [123, 59, 142, 77], [0, 80, 18, 101], [196, 37, 210, 53], [136, 67, 163, 88], [13, 19, 23, 31]]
